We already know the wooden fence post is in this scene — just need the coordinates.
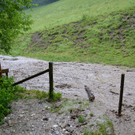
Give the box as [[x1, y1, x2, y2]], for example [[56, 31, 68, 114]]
[[0, 62, 2, 78], [49, 62, 53, 99], [118, 73, 125, 116]]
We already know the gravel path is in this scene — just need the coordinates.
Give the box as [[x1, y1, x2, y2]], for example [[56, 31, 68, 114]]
[[0, 55, 135, 135]]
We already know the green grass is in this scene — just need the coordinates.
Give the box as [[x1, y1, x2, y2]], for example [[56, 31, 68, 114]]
[[78, 115, 86, 123], [9, 0, 135, 67], [26, 0, 135, 32], [90, 112, 94, 117], [84, 117, 114, 135]]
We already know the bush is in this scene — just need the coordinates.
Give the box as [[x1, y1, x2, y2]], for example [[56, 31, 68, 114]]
[[0, 76, 26, 124]]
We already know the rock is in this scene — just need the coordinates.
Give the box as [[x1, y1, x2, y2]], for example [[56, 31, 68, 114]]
[[67, 127, 74, 133], [53, 125, 58, 128], [43, 118, 48, 121], [38, 101, 42, 104], [110, 84, 116, 87], [65, 131, 70, 135], [11, 129, 16, 133], [31, 128, 35, 131], [60, 121, 68, 128], [55, 131, 60, 135], [8, 120, 12, 126], [31, 114, 35, 117], [19, 114, 24, 118], [26, 128, 29, 131]]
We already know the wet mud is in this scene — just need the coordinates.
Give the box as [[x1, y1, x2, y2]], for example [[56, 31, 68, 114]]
[[0, 55, 135, 135]]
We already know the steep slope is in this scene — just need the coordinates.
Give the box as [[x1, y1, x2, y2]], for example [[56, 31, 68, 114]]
[[11, 2, 135, 67], [26, 0, 135, 32]]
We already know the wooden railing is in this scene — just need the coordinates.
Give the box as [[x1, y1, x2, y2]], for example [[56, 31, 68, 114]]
[[0, 62, 54, 99]]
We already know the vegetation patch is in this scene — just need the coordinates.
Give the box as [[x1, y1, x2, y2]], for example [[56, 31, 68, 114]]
[[84, 117, 114, 135], [78, 115, 86, 123], [0, 76, 62, 124], [12, 6, 135, 67], [0, 76, 26, 125]]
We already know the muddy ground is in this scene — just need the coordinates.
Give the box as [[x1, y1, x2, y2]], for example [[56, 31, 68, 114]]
[[0, 55, 135, 135]]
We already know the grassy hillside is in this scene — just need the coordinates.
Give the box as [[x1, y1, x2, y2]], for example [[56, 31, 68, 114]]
[[11, 0, 135, 67], [26, 0, 135, 32]]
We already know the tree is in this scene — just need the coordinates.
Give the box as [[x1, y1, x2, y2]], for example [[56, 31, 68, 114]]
[[0, 0, 34, 53]]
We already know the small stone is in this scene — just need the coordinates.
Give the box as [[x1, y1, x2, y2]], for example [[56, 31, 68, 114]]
[[11, 129, 15, 132], [55, 131, 60, 135], [8, 120, 12, 126], [110, 84, 116, 87], [38, 101, 42, 104], [68, 127, 74, 133], [43, 118, 49, 121], [31, 128, 35, 131], [65, 131, 70, 135], [53, 125, 58, 128], [19, 114, 24, 118], [49, 118, 52, 121], [31, 114, 35, 117]]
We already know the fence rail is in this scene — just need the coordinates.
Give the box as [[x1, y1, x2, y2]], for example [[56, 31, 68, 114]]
[[12, 69, 49, 86], [0, 62, 54, 99]]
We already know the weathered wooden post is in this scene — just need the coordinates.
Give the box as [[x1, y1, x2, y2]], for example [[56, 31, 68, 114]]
[[118, 73, 125, 116], [49, 62, 53, 99], [0, 62, 2, 78]]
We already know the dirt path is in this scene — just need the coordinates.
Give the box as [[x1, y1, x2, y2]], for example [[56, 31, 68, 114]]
[[0, 55, 135, 134]]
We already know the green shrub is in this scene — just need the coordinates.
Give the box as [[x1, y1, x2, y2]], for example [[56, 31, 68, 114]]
[[0, 76, 26, 124]]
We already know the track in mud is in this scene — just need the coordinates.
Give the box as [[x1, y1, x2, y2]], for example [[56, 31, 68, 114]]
[[0, 55, 135, 134]]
